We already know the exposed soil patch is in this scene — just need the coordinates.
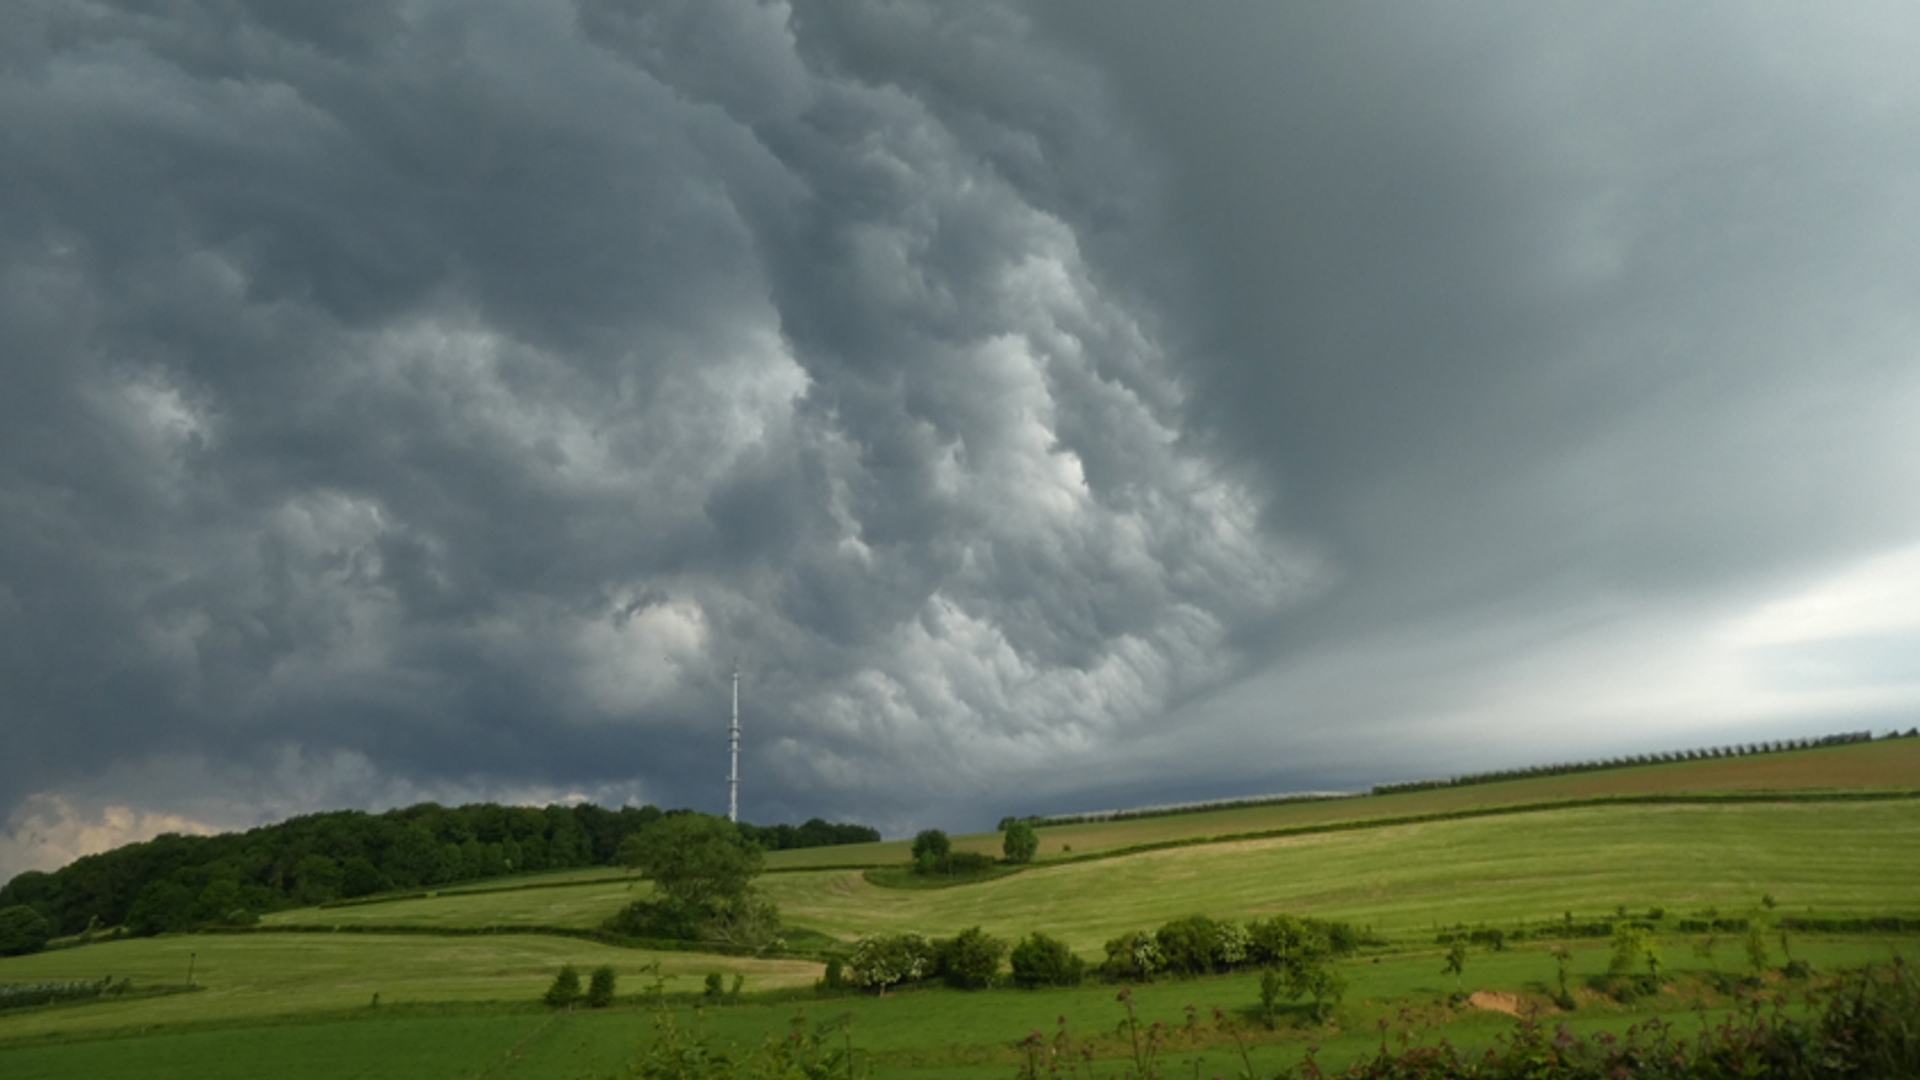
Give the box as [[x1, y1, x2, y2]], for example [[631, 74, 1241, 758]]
[[1467, 991, 1525, 1016]]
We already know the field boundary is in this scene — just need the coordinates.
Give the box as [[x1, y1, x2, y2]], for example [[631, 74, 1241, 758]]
[[1025, 787, 1920, 873]]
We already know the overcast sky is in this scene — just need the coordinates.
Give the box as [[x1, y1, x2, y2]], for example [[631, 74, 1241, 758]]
[[5, 0, 1920, 882]]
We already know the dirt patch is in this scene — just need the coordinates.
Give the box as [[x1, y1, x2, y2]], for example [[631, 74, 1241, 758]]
[[1466, 991, 1525, 1016]]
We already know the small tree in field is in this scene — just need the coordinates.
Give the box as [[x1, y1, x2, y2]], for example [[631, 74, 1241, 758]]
[[586, 965, 617, 1007], [936, 926, 1006, 989], [911, 829, 951, 874], [545, 965, 582, 1007], [1442, 941, 1469, 995], [1009, 932, 1084, 988], [1002, 820, 1038, 864]]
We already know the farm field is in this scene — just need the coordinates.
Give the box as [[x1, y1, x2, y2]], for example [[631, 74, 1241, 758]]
[[260, 799, 1920, 951], [750, 739, 1920, 870], [5, 742, 1920, 1078], [0, 933, 820, 1042], [2, 935, 1908, 1079]]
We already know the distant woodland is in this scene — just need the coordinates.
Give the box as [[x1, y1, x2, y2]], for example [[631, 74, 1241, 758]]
[[0, 803, 877, 940]]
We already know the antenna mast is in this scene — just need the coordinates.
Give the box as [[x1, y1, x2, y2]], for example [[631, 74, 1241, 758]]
[[727, 664, 741, 823]]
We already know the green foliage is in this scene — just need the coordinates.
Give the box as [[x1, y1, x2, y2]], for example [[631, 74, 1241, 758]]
[[542, 964, 581, 1007], [621, 814, 764, 909], [1008, 932, 1085, 988], [1001, 820, 1038, 864], [630, 1008, 861, 1080], [1099, 930, 1165, 981], [1326, 959, 1920, 1079], [846, 933, 934, 994], [933, 926, 1006, 989], [909, 829, 951, 874], [1258, 966, 1284, 1029], [1608, 923, 1660, 978], [585, 965, 616, 1007], [1744, 920, 1771, 974], [1442, 940, 1469, 991], [606, 814, 781, 949], [1153, 914, 1224, 976], [0, 904, 53, 956]]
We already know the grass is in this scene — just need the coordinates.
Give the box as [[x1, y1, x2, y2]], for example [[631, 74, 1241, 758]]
[[5, 741, 1919, 1077], [0, 933, 821, 1043], [4, 935, 1908, 1079], [252, 800, 1920, 954]]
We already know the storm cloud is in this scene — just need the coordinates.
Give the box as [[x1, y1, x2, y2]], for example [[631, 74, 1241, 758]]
[[5, 1, 1920, 879]]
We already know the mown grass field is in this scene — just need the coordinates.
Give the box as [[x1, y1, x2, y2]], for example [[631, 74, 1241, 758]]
[[261, 800, 1920, 952], [5, 741, 1919, 1078], [0, 933, 820, 1042], [3, 935, 1908, 1080]]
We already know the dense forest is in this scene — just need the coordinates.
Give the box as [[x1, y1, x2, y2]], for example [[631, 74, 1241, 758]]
[[0, 802, 877, 940]]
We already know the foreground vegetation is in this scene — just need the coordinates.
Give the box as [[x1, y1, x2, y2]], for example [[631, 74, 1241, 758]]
[[3, 741, 1918, 1078]]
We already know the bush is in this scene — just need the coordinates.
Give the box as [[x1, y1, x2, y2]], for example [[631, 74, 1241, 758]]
[[1009, 932, 1085, 988], [1002, 820, 1038, 864], [0, 906, 52, 957], [1100, 931, 1165, 981], [544, 965, 582, 1007], [936, 926, 1006, 990], [586, 965, 616, 1007], [910, 830, 950, 873], [1155, 915, 1224, 976], [818, 956, 847, 991], [847, 933, 935, 995]]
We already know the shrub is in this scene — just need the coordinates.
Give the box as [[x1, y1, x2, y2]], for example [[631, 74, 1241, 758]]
[[1100, 931, 1165, 981], [1002, 821, 1038, 864], [847, 933, 934, 995], [586, 965, 617, 1007], [1155, 915, 1224, 976], [910, 830, 951, 873], [936, 926, 1006, 989], [544, 965, 582, 1007], [818, 956, 847, 991], [1009, 932, 1085, 988], [0, 906, 53, 957]]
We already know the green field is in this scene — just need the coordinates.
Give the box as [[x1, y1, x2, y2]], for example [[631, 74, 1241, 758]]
[[6, 742, 1920, 1078], [263, 800, 1920, 952]]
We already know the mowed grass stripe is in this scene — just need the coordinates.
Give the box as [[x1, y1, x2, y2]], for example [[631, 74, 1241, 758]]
[[248, 801, 1920, 952], [761, 801, 1920, 951], [753, 740, 1920, 870], [0, 933, 822, 1043]]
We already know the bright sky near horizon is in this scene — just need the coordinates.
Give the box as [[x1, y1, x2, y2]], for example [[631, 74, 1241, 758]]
[[5, 0, 1920, 882]]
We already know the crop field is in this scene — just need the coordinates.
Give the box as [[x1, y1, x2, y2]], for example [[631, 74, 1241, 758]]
[[5, 742, 1919, 1079]]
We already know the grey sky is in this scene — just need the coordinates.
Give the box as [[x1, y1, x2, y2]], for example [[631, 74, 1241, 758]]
[[4, 1, 1919, 881]]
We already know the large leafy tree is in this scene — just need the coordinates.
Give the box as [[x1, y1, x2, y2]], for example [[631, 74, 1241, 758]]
[[617, 813, 764, 909]]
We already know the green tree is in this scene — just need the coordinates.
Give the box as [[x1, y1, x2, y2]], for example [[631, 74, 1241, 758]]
[[1009, 932, 1085, 988], [586, 965, 617, 1007], [910, 829, 951, 874], [848, 933, 935, 995], [1442, 940, 1469, 994], [1002, 820, 1038, 864], [0, 905, 53, 956], [544, 965, 582, 1007], [606, 814, 778, 948], [937, 926, 1007, 989], [620, 814, 764, 910]]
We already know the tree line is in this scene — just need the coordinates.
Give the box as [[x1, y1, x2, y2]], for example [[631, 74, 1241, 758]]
[[0, 801, 876, 945], [1371, 729, 1901, 796]]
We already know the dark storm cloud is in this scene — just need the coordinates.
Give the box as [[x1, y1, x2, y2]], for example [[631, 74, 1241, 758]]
[[0, 0, 1316, 874], [1027, 1, 1920, 792], [7, 1, 1920, 878]]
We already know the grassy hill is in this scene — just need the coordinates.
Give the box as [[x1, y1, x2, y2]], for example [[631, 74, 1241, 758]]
[[5, 738, 1919, 1078]]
